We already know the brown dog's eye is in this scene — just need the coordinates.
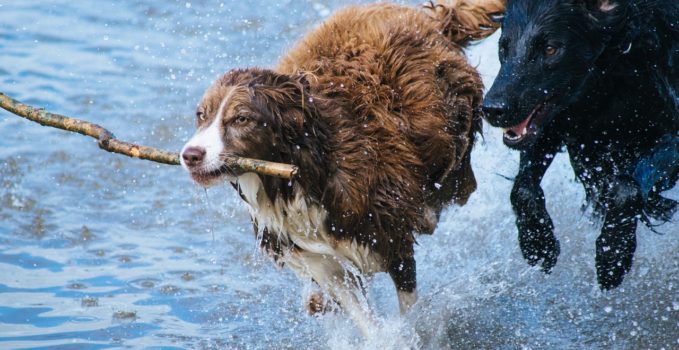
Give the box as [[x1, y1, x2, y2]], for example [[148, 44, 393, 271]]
[[235, 115, 249, 124], [196, 111, 206, 121], [545, 45, 558, 57]]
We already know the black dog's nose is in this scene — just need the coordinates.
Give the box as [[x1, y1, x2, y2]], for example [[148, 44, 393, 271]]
[[482, 100, 507, 126], [182, 146, 206, 167]]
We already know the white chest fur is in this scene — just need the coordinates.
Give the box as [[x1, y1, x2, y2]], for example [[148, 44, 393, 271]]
[[235, 173, 383, 274]]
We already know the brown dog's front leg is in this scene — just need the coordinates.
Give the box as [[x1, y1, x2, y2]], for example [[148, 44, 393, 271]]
[[388, 255, 417, 314]]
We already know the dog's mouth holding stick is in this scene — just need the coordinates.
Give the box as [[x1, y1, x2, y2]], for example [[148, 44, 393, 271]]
[[0, 92, 297, 181]]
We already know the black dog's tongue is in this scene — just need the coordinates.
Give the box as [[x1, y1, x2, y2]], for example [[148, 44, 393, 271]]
[[503, 102, 546, 141], [505, 115, 532, 138]]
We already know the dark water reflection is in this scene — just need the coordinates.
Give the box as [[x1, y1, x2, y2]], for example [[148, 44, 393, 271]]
[[0, 1, 677, 349]]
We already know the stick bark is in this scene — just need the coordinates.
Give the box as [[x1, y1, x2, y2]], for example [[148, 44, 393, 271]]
[[0, 92, 297, 179]]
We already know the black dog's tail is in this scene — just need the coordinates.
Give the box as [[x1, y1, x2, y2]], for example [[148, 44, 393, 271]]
[[424, 0, 505, 47]]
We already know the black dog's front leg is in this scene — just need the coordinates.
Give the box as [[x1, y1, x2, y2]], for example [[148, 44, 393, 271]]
[[596, 176, 642, 290], [511, 143, 560, 272]]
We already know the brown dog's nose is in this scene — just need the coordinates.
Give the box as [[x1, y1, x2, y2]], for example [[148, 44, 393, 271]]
[[182, 146, 206, 167]]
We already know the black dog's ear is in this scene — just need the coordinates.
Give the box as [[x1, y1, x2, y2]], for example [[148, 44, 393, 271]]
[[576, 0, 618, 13]]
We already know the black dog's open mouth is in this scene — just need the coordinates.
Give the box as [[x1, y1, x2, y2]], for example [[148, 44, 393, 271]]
[[502, 100, 552, 147]]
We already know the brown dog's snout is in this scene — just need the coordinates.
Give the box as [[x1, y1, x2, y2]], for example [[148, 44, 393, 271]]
[[182, 146, 206, 167]]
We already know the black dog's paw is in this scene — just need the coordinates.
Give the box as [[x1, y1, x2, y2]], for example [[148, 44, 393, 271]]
[[512, 181, 560, 273], [595, 228, 637, 290], [596, 175, 641, 290], [517, 222, 560, 273]]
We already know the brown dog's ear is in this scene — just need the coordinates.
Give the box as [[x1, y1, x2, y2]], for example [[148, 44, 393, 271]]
[[424, 0, 506, 46], [250, 70, 316, 135], [258, 71, 310, 100], [291, 73, 311, 92]]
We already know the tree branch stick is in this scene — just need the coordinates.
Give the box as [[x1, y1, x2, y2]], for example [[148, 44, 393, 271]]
[[0, 92, 297, 179]]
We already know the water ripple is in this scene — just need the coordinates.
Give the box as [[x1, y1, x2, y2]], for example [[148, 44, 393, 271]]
[[0, 253, 63, 272]]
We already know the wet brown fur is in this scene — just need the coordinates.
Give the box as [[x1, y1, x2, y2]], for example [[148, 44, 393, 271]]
[[196, 1, 503, 284]]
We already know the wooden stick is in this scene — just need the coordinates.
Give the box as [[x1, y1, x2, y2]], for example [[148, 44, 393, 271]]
[[0, 92, 298, 179]]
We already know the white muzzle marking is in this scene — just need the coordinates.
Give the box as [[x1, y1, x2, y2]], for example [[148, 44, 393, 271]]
[[180, 88, 234, 174]]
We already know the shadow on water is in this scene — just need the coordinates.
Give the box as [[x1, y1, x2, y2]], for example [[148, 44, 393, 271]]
[[0, 1, 677, 349]]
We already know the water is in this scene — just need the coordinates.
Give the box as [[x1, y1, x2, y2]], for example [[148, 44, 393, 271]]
[[0, 1, 677, 349]]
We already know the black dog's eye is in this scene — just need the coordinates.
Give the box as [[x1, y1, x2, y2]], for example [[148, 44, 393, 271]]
[[545, 45, 558, 57]]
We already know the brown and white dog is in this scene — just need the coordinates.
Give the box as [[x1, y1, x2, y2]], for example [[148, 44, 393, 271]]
[[181, 0, 503, 334]]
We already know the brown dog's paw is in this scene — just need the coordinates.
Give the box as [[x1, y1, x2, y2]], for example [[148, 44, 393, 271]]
[[305, 292, 327, 316]]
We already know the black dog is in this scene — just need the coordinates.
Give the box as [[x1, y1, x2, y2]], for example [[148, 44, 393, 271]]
[[482, 0, 679, 289]]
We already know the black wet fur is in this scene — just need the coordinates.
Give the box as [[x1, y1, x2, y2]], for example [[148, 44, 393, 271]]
[[482, 0, 679, 290]]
